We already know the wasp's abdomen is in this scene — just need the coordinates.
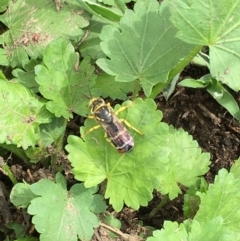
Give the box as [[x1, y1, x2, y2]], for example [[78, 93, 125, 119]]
[[106, 122, 134, 153]]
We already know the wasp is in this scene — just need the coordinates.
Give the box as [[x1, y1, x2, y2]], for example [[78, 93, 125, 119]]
[[82, 97, 142, 153]]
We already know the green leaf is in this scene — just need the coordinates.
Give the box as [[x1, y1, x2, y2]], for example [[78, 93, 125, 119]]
[[35, 38, 98, 119], [95, 72, 138, 100], [230, 158, 240, 179], [10, 182, 38, 208], [0, 80, 52, 149], [79, 16, 107, 59], [183, 178, 208, 219], [97, 0, 193, 96], [39, 117, 66, 147], [206, 78, 240, 121], [188, 217, 237, 241], [28, 173, 106, 241], [178, 78, 207, 88], [0, 0, 11, 12], [157, 127, 210, 200], [0, 0, 88, 67], [0, 47, 9, 66], [66, 98, 167, 211], [146, 221, 188, 241], [67, 97, 210, 210], [5, 222, 26, 239], [76, 0, 122, 22], [147, 218, 237, 241], [12, 59, 40, 93], [169, 0, 240, 91], [195, 169, 240, 233]]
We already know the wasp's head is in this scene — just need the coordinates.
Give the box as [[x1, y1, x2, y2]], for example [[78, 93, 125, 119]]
[[89, 97, 105, 113]]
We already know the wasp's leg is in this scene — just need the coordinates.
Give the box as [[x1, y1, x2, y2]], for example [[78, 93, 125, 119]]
[[103, 132, 115, 148], [120, 119, 143, 135], [87, 115, 95, 119], [114, 103, 133, 116], [82, 124, 101, 138]]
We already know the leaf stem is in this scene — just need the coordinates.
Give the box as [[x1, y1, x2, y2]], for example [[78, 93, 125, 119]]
[[132, 79, 141, 100], [147, 195, 169, 219]]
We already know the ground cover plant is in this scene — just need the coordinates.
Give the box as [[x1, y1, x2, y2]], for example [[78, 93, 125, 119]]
[[1, 0, 240, 240]]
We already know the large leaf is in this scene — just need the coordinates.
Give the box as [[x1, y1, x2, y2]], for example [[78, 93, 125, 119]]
[[0, 0, 88, 67], [27, 173, 106, 241], [97, 0, 193, 96], [66, 98, 210, 211], [170, 0, 240, 91], [66, 98, 166, 211], [0, 79, 52, 149]]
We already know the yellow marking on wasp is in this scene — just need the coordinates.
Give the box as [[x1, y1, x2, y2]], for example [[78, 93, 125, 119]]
[[81, 97, 142, 152]]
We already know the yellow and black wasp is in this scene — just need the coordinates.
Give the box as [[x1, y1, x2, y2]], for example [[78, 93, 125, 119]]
[[82, 97, 142, 153]]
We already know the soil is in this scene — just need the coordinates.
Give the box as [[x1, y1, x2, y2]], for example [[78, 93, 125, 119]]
[[1, 63, 240, 241]]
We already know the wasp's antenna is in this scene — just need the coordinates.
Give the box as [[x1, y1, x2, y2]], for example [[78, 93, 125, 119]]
[[81, 93, 91, 100]]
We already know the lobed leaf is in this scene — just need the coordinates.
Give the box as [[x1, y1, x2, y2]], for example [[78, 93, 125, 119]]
[[28, 173, 106, 241], [157, 127, 210, 199], [0, 80, 52, 149], [97, 0, 193, 96], [147, 218, 237, 241], [146, 221, 188, 241], [10, 182, 37, 208], [66, 98, 167, 211], [195, 168, 240, 233], [35, 38, 98, 119], [66, 97, 209, 211]]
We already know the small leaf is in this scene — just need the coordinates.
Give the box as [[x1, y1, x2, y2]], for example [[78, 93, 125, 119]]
[[0, 80, 52, 149], [178, 78, 207, 88], [35, 38, 98, 119], [10, 182, 38, 208], [79, 16, 107, 60], [206, 78, 240, 121], [28, 173, 106, 241], [97, 0, 193, 96], [146, 221, 188, 241], [39, 117, 66, 147], [12, 59, 40, 93], [157, 127, 210, 199], [76, 0, 122, 22]]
